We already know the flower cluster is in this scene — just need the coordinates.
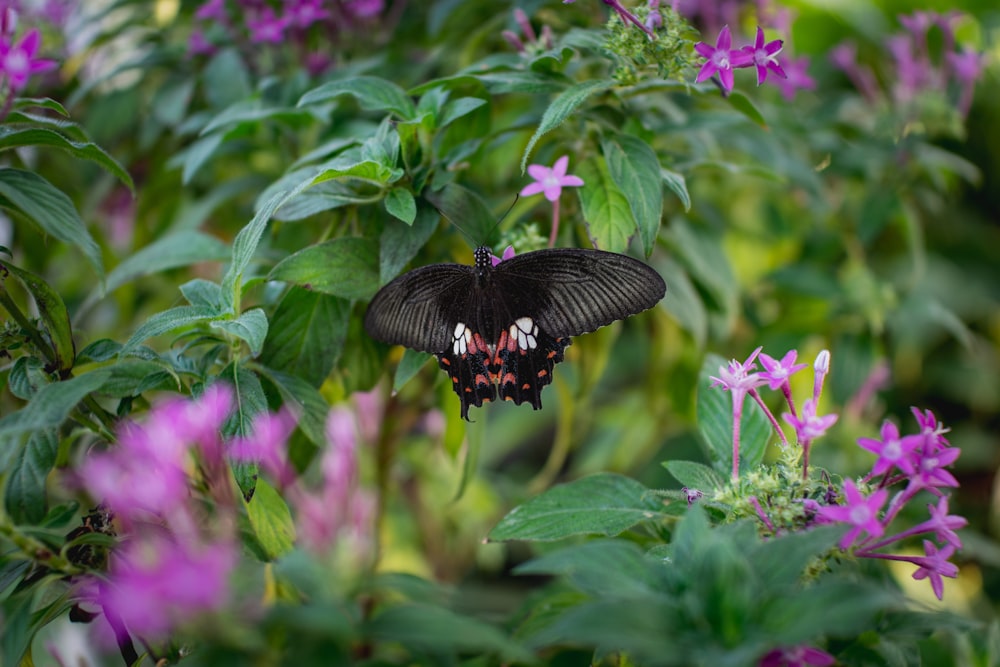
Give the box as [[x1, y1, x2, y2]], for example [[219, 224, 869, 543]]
[[831, 10, 985, 117], [77, 385, 376, 645], [709, 347, 966, 603], [189, 0, 386, 74], [694, 25, 788, 94]]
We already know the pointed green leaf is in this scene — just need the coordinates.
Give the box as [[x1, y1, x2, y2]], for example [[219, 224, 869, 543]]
[[489, 473, 667, 541], [662, 167, 691, 211], [437, 96, 487, 128], [4, 429, 58, 523], [298, 75, 416, 119], [312, 159, 401, 185], [384, 187, 416, 224], [0, 259, 75, 371], [0, 168, 103, 279], [7, 357, 47, 401], [0, 127, 133, 190], [521, 79, 614, 172], [393, 349, 432, 393], [211, 308, 269, 357], [120, 305, 219, 357], [269, 237, 379, 301], [575, 156, 635, 252], [259, 287, 350, 387], [602, 133, 662, 255], [0, 369, 112, 438], [663, 460, 726, 492], [727, 90, 767, 128], [180, 278, 224, 310], [246, 478, 295, 560], [379, 204, 438, 283]]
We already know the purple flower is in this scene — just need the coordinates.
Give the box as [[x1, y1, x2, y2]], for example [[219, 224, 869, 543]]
[[228, 408, 298, 487], [921, 495, 967, 549], [817, 479, 888, 549], [782, 398, 838, 444], [909, 444, 960, 491], [759, 645, 835, 667], [858, 420, 920, 476], [188, 28, 215, 56], [757, 350, 807, 391], [911, 540, 958, 600], [520, 155, 585, 202], [741, 26, 785, 86], [284, 0, 329, 28], [491, 245, 516, 266], [709, 346, 764, 395], [911, 407, 951, 451], [775, 55, 816, 101], [344, 0, 384, 19], [195, 0, 228, 22], [694, 26, 747, 92], [98, 533, 236, 638], [0, 28, 56, 91], [246, 7, 290, 44]]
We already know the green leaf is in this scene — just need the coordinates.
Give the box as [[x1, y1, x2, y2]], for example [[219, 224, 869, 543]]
[[100, 360, 179, 398], [602, 133, 663, 256], [424, 184, 493, 246], [222, 183, 312, 312], [0, 259, 75, 371], [393, 349, 432, 393], [666, 219, 737, 327], [655, 257, 706, 347], [180, 278, 224, 310], [120, 305, 219, 357], [575, 156, 635, 252], [696, 353, 773, 477], [298, 75, 416, 119], [436, 96, 487, 128], [255, 366, 329, 449], [384, 187, 416, 224], [521, 79, 614, 172], [661, 167, 691, 211], [211, 308, 269, 357], [176, 132, 224, 184], [473, 70, 568, 94], [379, 203, 438, 283], [269, 237, 379, 301], [79, 230, 230, 315], [4, 429, 58, 523], [202, 48, 252, 109], [312, 158, 401, 185], [489, 473, 667, 541], [0, 127, 133, 190], [259, 287, 350, 387], [366, 604, 533, 663], [0, 168, 103, 280], [7, 357, 47, 401], [726, 90, 767, 128], [246, 478, 295, 560], [662, 460, 726, 492], [516, 540, 660, 597], [0, 369, 112, 438]]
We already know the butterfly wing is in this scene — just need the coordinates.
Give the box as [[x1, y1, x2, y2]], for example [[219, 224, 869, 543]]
[[363, 263, 474, 353], [492, 248, 666, 338]]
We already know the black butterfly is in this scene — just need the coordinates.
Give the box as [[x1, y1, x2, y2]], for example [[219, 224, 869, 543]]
[[364, 246, 666, 420]]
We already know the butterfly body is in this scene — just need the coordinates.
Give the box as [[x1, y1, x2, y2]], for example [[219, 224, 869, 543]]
[[365, 246, 665, 419]]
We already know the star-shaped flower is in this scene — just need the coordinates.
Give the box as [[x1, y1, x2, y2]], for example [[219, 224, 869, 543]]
[[0, 29, 57, 91], [741, 26, 786, 86], [520, 155, 584, 202], [817, 479, 888, 549], [694, 26, 750, 92], [911, 540, 959, 600], [858, 420, 920, 477]]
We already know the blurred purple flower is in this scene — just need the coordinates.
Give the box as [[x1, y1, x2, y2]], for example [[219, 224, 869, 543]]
[[521, 155, 584, 202], [344, 0, 384, 19], [228, 408, 298, 488], [911, 540, 958, 600], [909, 443, 960, 491], [0, 28, 56, 91], [910, 406, 951, 451], [741, 26, 785, 86], [188, 28, 215, 56], [246, 6, 289, 44], [858, 420, 920, 477], [284, 0, 329, 28], [694, 25, 749, 92], [817, 479, 887, 549], [759, 645, 835, 667], [195, 0, 228, 22], [921, 495, 967, 549], [98, 533, 236, 638]]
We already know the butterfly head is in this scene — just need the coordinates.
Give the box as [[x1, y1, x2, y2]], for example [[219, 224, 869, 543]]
[[473, 246, 493, 274]]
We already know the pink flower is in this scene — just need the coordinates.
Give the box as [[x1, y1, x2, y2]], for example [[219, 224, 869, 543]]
[[910, 406, 951, 451], [741, 26, 785, 86], [858, 420, 920, 477], [759, 645, 835, 667], [491, 245, 516, 266], [817, 479, 888, 549], [344, 0, 384, 19], [0, 28, 56, 91], [911, 540, 958, 600], [920, 495, 967, 549], [520, 155, 584, 202], [694, 25, 749, 92], [757, 349, 807, 391], [246, 7, 289, 44], [284, 0, 329, 28], [709, 346, 764, 396], [775, 56, 816, 101], [195, 0, 228, 22], [228, 408, 298, 487], [97, 533, 236, 638], [782, 398, 838, 444]]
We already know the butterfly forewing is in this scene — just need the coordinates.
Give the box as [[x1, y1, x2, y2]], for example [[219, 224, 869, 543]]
[[491, 249, 666, 338], [364, 246, 666, 420]]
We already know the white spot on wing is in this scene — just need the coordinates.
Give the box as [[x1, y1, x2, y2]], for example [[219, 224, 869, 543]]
[[515, 316, 534, 333], [453, 322, 468, 355]]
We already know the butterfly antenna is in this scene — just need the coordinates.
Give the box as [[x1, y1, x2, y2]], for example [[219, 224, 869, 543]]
[[430, 195, 520, 251]]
